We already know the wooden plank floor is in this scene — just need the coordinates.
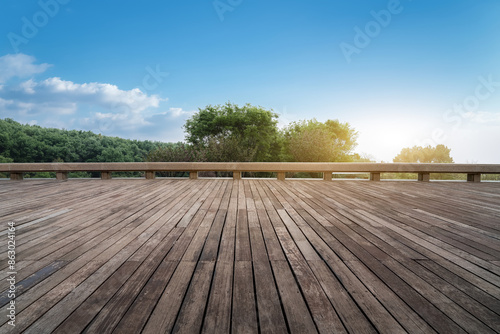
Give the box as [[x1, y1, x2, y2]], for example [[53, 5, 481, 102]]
[[1, 179, 500, 333]]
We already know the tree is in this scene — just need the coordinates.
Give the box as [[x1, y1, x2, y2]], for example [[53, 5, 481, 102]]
[[393, 145, 453, 163], [282, 119, 358, 162], [349, 153, 375, 162], [146, 142, 207, 163], [184, 102, 281, 162]]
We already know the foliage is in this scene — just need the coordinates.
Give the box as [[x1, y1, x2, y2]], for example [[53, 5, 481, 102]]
[[145, 137, 259, 177], [393, 144, 453, 163], [0, 155, 13, 163], [145, 142, 206, 163], [482, 174, 500, 181], [144, 142, 204, 177], [0, 155, 13, 177], [281, 119, 358, 162], [202, 134, 259, 162], [2, 106, 363, 180], [184, 102, 281, 162], [0, 118, 161, 163], [348, 153, 375, 162], [391, 144, 455, 180]]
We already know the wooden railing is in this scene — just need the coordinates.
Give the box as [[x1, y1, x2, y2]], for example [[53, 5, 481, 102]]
[[1, 162, 500, 182]]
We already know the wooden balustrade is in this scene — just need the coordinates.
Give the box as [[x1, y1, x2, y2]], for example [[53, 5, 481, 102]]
[[1, 162, 500, 182]]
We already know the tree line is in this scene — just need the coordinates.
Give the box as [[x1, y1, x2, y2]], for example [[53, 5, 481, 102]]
[[1, 102, 462, 179], [0, 118, 161, 164], [146, 102, 367, 165], [0, 118, 162, 178]]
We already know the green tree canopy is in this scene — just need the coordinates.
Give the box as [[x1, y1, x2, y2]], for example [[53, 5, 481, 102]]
[[393, 144, 454, 163], [281, 119, 358, 162], [0, 118, 161, 163], [184, 102, 280, 162], [146, 142, 207, 162]]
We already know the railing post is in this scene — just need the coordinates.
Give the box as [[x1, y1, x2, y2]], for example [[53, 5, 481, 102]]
[[56, 172, 68, 181], [189, 171, 198, 179], [418, 172, 430, 182], [233, 171, 242, 180], [370, 172, 380, 181], [277, 172, 286, 181], [145, 171, 155, 179], [467, 173, 481, 183], [323, 172, 332, 181], [10, 173, 23, 181], [101, 172, 112, 180]]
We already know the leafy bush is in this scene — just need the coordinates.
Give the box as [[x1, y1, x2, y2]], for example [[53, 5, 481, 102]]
[[184, 103, 281, 162], [281, 119, 358, 162]]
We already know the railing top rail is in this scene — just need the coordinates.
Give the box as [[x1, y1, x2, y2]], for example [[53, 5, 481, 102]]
[[1, 162, 500, 174]]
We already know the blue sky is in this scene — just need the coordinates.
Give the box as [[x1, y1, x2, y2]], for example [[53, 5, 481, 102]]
[[1, 0, 499, 162]]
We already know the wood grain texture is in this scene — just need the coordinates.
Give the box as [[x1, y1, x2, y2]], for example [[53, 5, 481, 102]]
[[0, 179, 499, 333]]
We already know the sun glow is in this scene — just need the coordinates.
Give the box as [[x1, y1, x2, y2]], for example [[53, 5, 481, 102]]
[[353, 117, 431, 162]]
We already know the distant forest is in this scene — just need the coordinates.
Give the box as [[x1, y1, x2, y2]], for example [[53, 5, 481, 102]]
[[0, 104, 364, 178], [0, 104, 363, 166], [2, 105, 497, 180], [0, 118, 162, 164]]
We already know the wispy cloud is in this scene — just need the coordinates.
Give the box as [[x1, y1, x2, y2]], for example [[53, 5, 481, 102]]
[[0, 54, 51, 83], [157, 107, 194, 118]]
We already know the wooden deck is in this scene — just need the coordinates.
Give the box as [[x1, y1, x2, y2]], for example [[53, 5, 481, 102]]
[[1, 179, 500, 333]]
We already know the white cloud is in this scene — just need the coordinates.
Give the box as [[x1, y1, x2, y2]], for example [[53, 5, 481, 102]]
[[0, 54, 164, 122], [0, 54, 51, 83], [157, 107, 194, 118], [19, 78, 37, 94], [0, 97, 13, 108], [0, 53, 191, 142], [1, 76, 165, 127], [36, 77, 164, 115]]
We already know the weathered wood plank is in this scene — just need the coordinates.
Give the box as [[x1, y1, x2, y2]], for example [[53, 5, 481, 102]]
[[232, 261, 258, 334], [202, 261, 233, 334], [252, 260, 289, 333], [172, 261, 216, 333], [270, 260, 318, 333], [142, 261, 197, 334]]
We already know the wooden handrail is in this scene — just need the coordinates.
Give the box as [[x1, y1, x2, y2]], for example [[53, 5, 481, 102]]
[[1, 162, 499, 182]]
